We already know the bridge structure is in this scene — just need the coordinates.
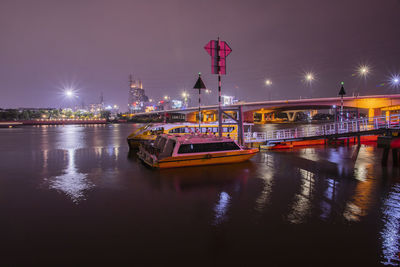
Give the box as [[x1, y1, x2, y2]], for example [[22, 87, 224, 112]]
[[128, 94, 400, 123]]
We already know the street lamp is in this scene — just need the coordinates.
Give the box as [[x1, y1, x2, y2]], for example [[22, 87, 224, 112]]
[[64, 88, 79, 110], [390, 74, 400, 88], [65, 90, 74, 97], [338, 81, 346, 122], [305, 73, 314, 82], [358, 65, 370, 77], [182, 92, 189, 108], [265, 79, 272, 100]]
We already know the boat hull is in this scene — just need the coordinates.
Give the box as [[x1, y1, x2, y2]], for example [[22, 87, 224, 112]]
[[138, 148, 259, 169]]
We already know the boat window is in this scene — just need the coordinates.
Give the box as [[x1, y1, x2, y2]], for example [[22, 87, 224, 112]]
[[151, 127, 164, 134], [156, 137, 167, 152], [221, 127, 235, 133], [177, 141, 240, 154], [169, 127, 186, 134], [159, 139, 176, 158]]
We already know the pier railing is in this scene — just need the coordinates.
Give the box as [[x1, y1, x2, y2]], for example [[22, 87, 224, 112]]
[[244, 114, 400, 143]]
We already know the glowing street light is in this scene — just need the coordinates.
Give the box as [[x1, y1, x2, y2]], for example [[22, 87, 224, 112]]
[[358, 65, 370, 77], [182, 91, 189, 108], [305, 73, 314, 82], [65, 89, 74, 98], [265, 79, 272, 100], [389, 74, 400, 88], [164, 95, 170, 100]]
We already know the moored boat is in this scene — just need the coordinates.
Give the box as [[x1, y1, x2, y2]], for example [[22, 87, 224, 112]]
[[127, 122, 252, 150], [137, 133, 258, 169]]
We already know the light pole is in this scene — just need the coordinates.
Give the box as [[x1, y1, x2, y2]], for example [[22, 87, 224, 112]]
[[64, 89, 78, 110], [265, 79, 272, 100], [304, 72, 315, 98], [338, 82, 346, 122], [182, 92, 190, 108]]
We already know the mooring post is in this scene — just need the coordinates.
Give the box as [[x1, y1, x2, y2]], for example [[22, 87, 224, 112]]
[[357, 135, 361, 146]]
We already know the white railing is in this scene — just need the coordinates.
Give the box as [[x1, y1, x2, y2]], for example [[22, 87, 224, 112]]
[[244, 114, 400, 143]]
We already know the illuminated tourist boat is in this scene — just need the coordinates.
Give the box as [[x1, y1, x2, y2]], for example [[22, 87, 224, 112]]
[[127, 122, 251, 150], [137, 133, 259, 169]]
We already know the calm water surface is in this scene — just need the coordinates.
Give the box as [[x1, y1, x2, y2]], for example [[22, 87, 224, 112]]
[[0, 124, 399, 266]]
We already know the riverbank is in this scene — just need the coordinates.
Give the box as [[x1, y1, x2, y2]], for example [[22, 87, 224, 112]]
[[0, 119, 110, 126]]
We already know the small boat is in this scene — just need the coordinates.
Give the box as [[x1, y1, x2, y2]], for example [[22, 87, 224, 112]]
[[137, 133, 259, 169], [260, 142, 294, 150], [127, 122, 253, 150], [0, 122, 23, 128]]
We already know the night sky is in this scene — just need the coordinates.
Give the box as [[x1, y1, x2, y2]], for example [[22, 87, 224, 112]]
[[1, 0, 400, 110]]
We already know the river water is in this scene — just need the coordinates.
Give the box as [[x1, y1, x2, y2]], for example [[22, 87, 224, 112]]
[[0, 123, 399, 266]]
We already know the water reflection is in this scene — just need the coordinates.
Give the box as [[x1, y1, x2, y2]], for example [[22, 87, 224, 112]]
[[213, 191, 231, 225], [381, 184, 400, 266], [154, 162, 253, 193], [255, 154, 275, 213], [287, 168, 315, 224], [48, 148, 94, 204], [45, 125, 94, 203], [343, 163, 376, 222], [320, 178, 337, 220]]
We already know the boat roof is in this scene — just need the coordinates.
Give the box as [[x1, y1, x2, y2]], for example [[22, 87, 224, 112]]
[[146, 122, 253, 131], [159, 133, 236, 144]]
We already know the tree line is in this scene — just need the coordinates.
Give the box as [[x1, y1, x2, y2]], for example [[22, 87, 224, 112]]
[[0, 108, 113, 121]]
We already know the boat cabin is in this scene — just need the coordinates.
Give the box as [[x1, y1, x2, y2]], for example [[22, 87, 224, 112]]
[[151, 134, 242, 159]]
